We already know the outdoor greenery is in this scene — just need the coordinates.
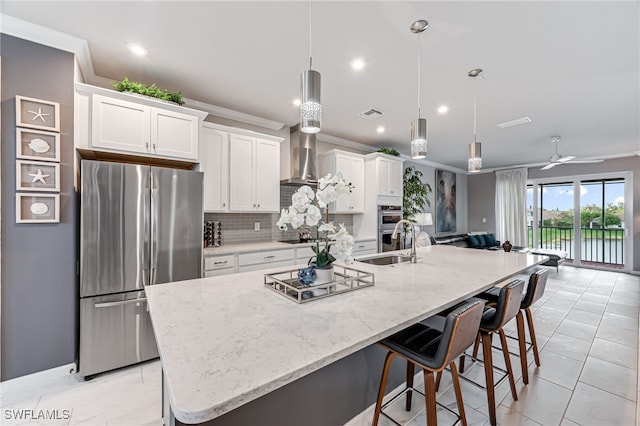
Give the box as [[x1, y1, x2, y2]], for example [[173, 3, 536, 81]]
[[377, 147, 400, 156], [403, 166, 432, 221], [541, 202, 623, 228], [112, 77, 185, 105]]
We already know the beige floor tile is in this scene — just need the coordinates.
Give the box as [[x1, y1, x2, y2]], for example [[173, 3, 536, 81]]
[[605, 301, 639, 318], [530, 350, 583, 390], [565, 309, 603, 326], [500, 375, 572, 426], [572, 300, 606, 314], [579, 357, 637, 401], [542, 333, 592, 363], [601, 311, 639, 331], [555, 319, 598, 342], [564, 382, 636, 426], [596, 321, 639, 347], [560, 419, 581, 426], [579, 293, 610, 304], [541, 297, 577, 312], [609, 295, 639, 307], [494, 405, 543, 426], [589, 337, 638, 370]]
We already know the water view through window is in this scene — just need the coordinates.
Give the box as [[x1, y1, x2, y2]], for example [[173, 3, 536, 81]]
[[527, 178, 625, 269]]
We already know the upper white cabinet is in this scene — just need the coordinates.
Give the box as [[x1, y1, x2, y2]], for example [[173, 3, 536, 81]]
[[200, 123, 282, 213], [76, 83, 206, 161], [319, 150, 365, 213], [366, 153, 404, 197], [229, 135, 280, 212], [200, 125, 229, 212]]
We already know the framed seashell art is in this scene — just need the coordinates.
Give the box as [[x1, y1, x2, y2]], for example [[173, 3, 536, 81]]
[[16, 193, 60, 223], [16, 160, 60, 192], [16, 128, 60, 162], [16, 96, 60, 132]]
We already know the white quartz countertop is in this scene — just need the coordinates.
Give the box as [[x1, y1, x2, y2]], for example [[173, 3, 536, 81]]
[[146, 245, 547, 424], [203, 237, 376, 256]]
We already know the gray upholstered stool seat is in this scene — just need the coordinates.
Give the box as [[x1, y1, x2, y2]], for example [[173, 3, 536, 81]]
[[373, 300, 485, 426]]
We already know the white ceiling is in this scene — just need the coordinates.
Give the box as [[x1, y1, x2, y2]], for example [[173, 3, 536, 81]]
[[2, 1, 639, 171]]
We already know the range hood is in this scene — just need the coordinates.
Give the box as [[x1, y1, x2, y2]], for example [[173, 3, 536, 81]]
[[281, 124, 318, 186]]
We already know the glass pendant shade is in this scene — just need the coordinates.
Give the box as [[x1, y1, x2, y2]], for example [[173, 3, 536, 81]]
[[468, 142, 482, 172], [410, 117, 427, 159], [300, 69, 321, 134]]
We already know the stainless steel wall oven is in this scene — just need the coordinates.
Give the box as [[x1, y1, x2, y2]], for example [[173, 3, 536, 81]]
[[378, 205, 407, 252]]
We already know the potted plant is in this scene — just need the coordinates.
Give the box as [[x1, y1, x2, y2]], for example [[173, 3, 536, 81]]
[[403, 166, 432, 244], [112, 77, 185, 106], [377, 147, 400, 156]]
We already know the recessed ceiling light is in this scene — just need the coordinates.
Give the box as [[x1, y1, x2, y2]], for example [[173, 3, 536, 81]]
[[127, 43, 148, 56], [497, 116, 532, 128], [292, 98, 301, 107], [437, 105, 449, 114], [376, 126, 385, 134], [350, 58, 365, 71]]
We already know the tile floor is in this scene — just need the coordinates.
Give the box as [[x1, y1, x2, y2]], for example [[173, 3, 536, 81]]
[[0, 266, 638, 426], [346, 266, 640, 426]]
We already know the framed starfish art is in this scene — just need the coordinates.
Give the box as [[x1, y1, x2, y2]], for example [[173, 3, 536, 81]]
[[16, 160, 60, 192], [16, 96, 60, 132]]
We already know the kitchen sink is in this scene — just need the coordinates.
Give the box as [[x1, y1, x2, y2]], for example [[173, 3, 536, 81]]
[[357, 254, 413, 265]]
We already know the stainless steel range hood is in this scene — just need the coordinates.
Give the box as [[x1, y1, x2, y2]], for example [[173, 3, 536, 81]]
[[281, 124, 318, 186]]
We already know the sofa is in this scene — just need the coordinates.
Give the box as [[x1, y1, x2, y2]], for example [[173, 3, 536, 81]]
[[431, 233, 501, 250], [432, 233, 567, 272]]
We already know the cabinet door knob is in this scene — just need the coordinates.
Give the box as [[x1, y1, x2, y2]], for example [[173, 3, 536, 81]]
[[222, 203, 226, 207], [390, 190, 394, 194], [152, 143, 156, 151], [146, 142, 149, 149], [257, 204, 260, 208]]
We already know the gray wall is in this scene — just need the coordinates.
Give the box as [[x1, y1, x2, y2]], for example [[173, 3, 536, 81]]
[[403, 160, 468, 237], [1, 35, 76, 380], [468, 157, 640, 272]]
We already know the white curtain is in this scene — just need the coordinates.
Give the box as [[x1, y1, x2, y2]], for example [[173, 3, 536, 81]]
[[495, 168, 528, 247]]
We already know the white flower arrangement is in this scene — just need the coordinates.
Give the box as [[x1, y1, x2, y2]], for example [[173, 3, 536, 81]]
[[276, 173, 355, 267]]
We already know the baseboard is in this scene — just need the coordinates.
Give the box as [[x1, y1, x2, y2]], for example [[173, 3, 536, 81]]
[[1, 363, 77, 386]]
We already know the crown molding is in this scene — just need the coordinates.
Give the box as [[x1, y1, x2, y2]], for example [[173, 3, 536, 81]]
[[315, 133, 377, 154], [1, 13, 285, 132]]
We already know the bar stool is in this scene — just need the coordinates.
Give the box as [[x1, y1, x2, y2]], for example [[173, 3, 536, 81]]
[[477, 269, 548, 384], [373, 299, 485, 426], [459, 279, 525, 426]]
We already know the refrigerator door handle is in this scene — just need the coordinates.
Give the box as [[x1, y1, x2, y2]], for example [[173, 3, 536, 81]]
[[150, 187, 160, 285], [142, 188, 151, 285], [94, 298, 148, 308]]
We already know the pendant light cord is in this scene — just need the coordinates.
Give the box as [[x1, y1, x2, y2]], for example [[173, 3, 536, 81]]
[[309, 0, 313, 69], [417, 32, 421, 118], [473, 78, 477, 144]]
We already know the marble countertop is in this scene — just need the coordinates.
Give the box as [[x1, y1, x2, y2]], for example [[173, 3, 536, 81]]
[[203, 237, 377, 256], [146, 245, 547, 424]]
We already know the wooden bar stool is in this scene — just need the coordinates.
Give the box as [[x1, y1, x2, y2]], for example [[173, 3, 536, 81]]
[[459, 279, 525, 426], [373, 300, 485, 426], [477, 269, 548, 384]]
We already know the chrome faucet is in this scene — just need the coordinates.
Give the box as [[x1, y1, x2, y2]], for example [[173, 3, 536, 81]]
[[392, 219, 417, 263]]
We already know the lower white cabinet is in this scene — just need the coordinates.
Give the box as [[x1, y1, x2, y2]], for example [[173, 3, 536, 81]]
[[203, 254, 236, 277], [352, 239, 377, 257], [237, 249, 295, 273]]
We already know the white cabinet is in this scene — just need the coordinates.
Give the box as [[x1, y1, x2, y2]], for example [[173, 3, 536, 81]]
[[319, 150, 365, 213], [237, 249, 295, 273], [229, 135, 280, 212], [77, 83, 206, 162], [352, 239, 378, 256], [201, 126, 229, 212], [203, 254, 236, 277], [368, 154, 404, 197]]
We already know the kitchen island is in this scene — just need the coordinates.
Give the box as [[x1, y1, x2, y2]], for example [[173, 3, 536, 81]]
[[145, 245, 548, 425]]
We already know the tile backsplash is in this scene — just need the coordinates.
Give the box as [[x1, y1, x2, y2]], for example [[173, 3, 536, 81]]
[[204, 186, 353, 246]]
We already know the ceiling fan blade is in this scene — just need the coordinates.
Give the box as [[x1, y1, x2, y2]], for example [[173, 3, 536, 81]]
[[565, 159, 605, 164], [541, 163, 558, 170], [557, 155, 576, 163]]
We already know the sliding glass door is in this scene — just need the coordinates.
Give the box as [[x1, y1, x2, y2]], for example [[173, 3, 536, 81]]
[[527, 173, 631, 271]]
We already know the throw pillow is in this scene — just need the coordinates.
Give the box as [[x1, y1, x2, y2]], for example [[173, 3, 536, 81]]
[[484, 233, 497, 247], [476, 234, 488, 247], [468, 234, 481, 248]]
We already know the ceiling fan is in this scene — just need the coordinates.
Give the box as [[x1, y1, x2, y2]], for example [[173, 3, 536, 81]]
[[540, 136, 604, 170]]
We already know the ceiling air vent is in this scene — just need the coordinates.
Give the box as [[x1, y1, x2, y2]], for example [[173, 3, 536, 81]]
[[358, 108, 386, 119]]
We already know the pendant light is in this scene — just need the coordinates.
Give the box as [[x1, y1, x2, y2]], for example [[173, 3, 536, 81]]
[[300, 0, 321, 134], [468, 68, 483, 172], [410, 19, 428, 159]]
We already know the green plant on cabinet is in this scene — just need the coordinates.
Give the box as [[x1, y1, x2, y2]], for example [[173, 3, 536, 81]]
[[112, 77, 185, 106]]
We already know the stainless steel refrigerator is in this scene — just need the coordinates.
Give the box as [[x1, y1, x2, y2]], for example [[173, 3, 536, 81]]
[[79, 160, 203, 378]]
